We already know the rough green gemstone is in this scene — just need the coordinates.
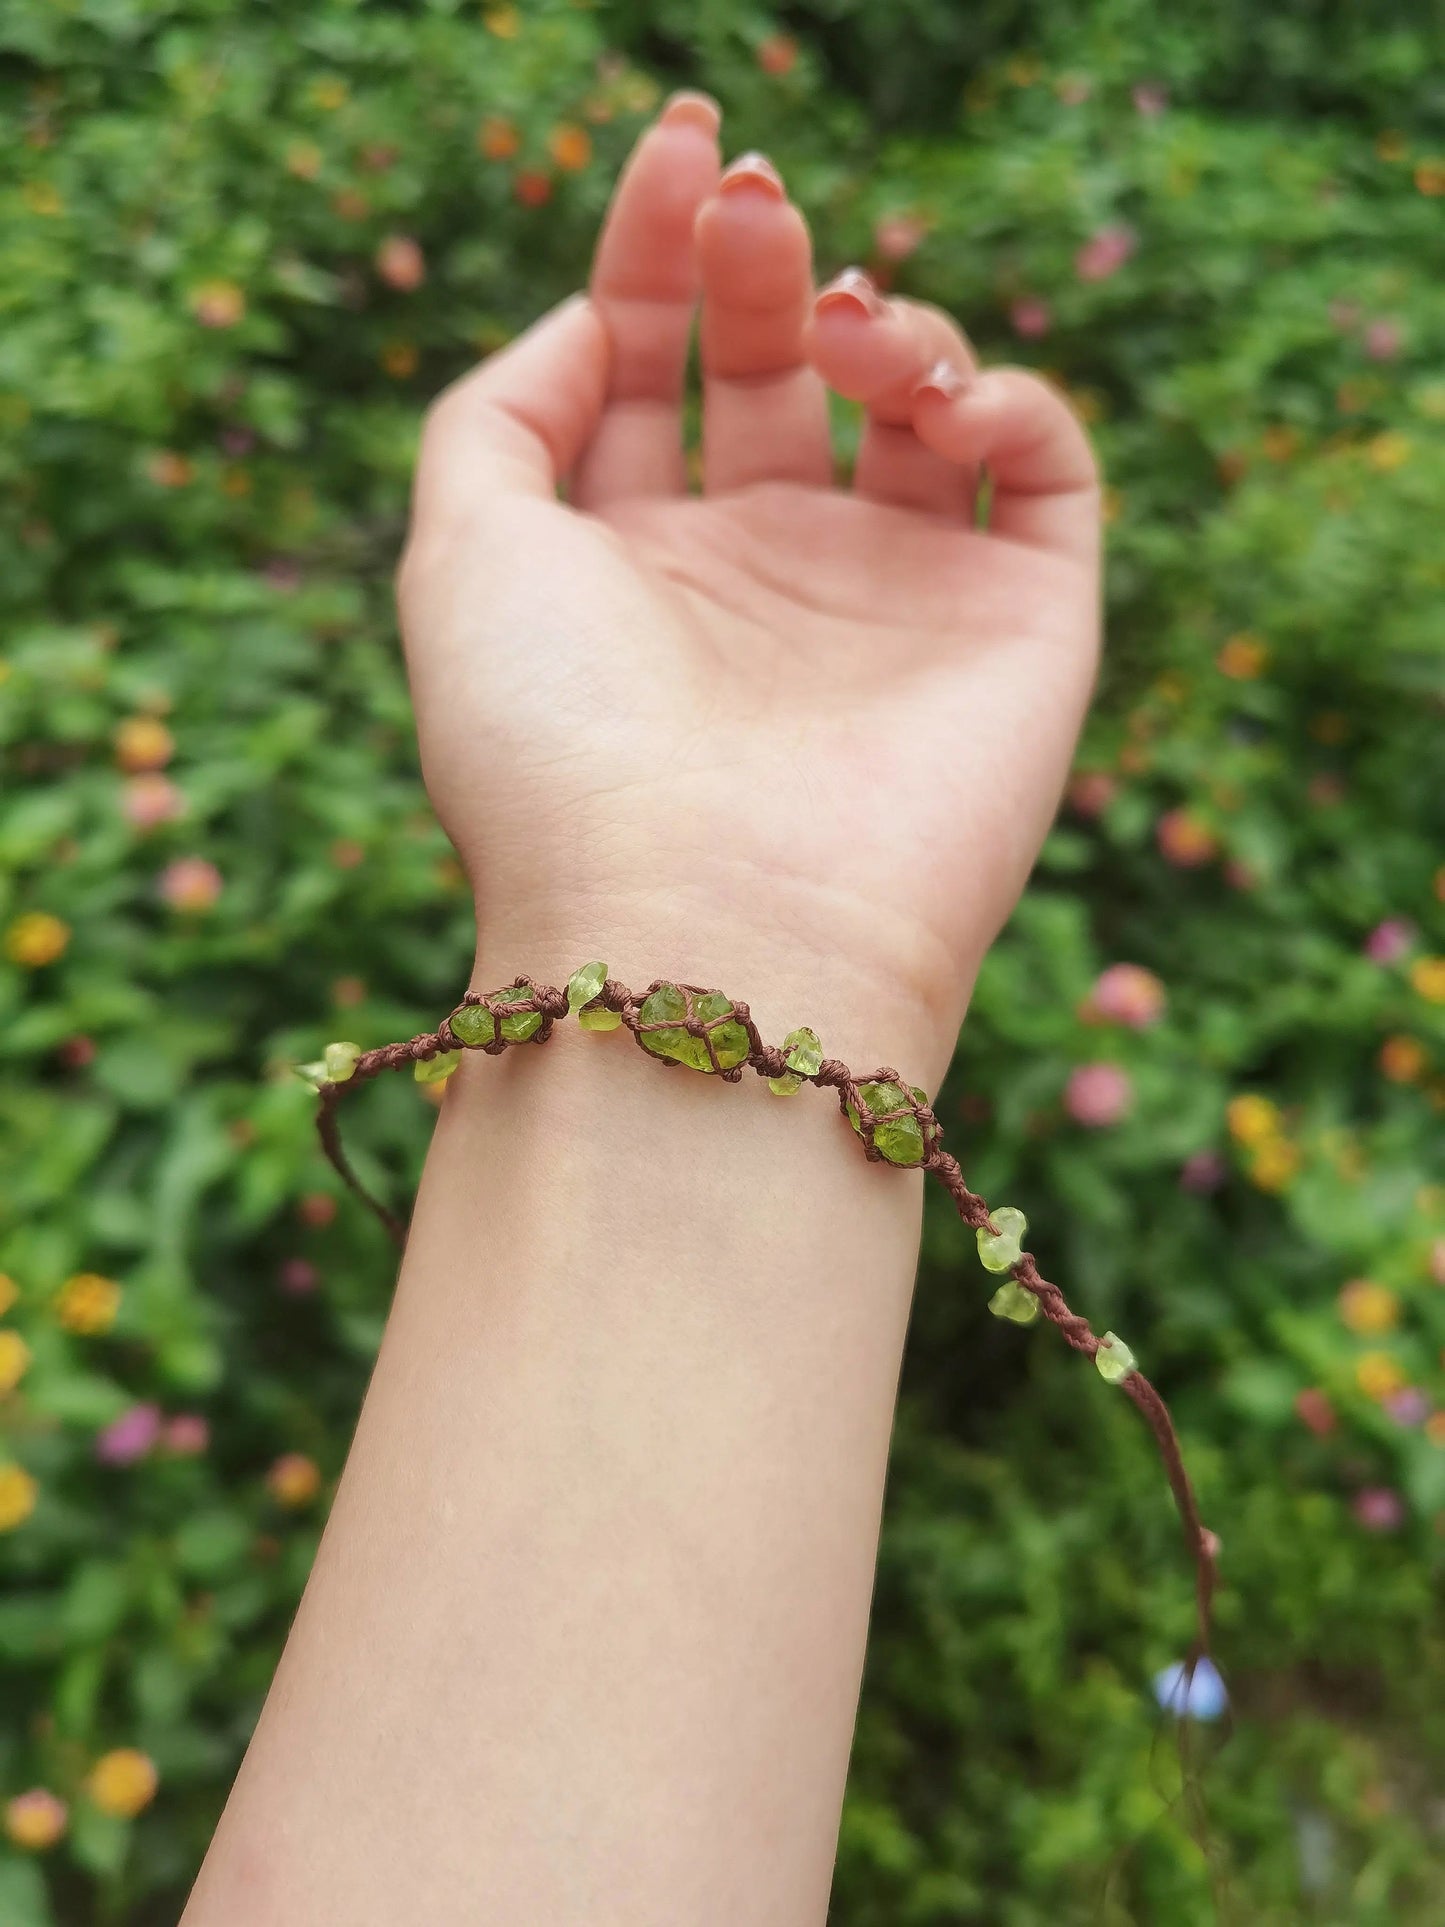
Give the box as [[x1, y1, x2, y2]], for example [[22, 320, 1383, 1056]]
[[1095, 1332, 1138, 1384], [578, 1005, 622, 1033], [323, 1040, 362, 1083], [449, 1003, 495, 1047], [638, 984, 749, 1072], [976, 1205, 1028, 1274], [768, 1025, 823, 1096], [988, 1280, 1040, 1325], [846, 1080, 925, 1166], [566, 960, 609, 1014], [295, 1060, 329, 1091], [414, 1050, 461, 1084], [491, 984, 543, 1044]]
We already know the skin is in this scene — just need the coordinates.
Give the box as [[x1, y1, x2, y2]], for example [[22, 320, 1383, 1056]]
[[185, 95, 1100, 1925]]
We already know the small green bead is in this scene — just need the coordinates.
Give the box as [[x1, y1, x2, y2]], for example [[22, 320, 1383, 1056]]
[[988, 1280, 1040, 1325], [976, 1205, 1028, 1274], [491, 984, 543, 1044], [295, 1060, 329, 1091], [768, 1024, 823, 1096], [578, 1004, 622, 1032], [846, 1080, 925, 1166], [323, 1040, 363, 1083], [567, 960, 609, 1014], [638, 984, 749, 1072], [449, 1003, 494, 1047], [414, 1050, 461, 1084], [1095, 1332, 1138, 1384]]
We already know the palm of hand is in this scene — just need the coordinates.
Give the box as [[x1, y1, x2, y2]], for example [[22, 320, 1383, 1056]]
[[402, 100, 1099, 1050]]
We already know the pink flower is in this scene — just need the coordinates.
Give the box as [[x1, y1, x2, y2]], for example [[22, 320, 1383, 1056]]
[[1064, 1062, 1133, 1127], [1364, 318, 1401, 362], [1132, 83, 1168, 117], [164, 1413, 210, 1455], [123, 774, 184, 830], [375, 234, 426, 291], [96, 1403, 163, 1466], [1087, 963, 1166, 1029], [1352, 1487, 1404, 1532], [219, 426, 255, 458], [159, 856, 222, 912], [873, 213, 929, 263], [1180, 1150, 1226, 1194], [1431, 1239, 1445, 1287], [1067, 770, 1116, 817], [1365, 918, 1414, 964], [279, 1257, 319, 1296], [1385, 1388, 1430, 1427], [1010, 297, 1052, 339], [1075, 226, 1136, 283]]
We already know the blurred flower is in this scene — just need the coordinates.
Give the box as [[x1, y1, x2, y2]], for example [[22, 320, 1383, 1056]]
[[1067, 770, 1116, 817], [513, 171, 552, 208], [87, 1749, 158, 1818], [220, 426, 255, 458], [757, 33, 797, 75], [56, 1273, 120, 1335], [1416, 160, 1445, 196], [5, 911, 70, 967], [1223, 857, 1258, 892], [1386, 1388, 1430, 1427], [0, 1276, 16, 1315], [1356, 1353, 1406, 1401], [1055, 74, 1093, 105], [548, 124, 592, 172], [1365, 918, 1415, 964], [1295, 1388, 1336, 1436], [1409, 957, 1445, 1003], [0, 1330, 31, 1395], [478, 116, 519, 160], [96, 1403, 162, 1466], [280, 1257, 319, 1295], [1368, 431, 1411, 472], [115, 715, 174, 772], [1249, 1139, 1300, 1192], [1226, 1094, 1279, 1146], [1075, 225, 1136, 282], [4, 1789, 67, 1852], [381, 340, 418, 377], [1085, 963, 1166, 1029], [1010, 297, 1052, 338], [483, 4, 519, 36], [375, 234, 425, 291], [1180, 1150, 1226, 1194], [1338, 1281, 1400, 1335], [1156, 807, 1217, 867], [1352, 1487, 1405, 1532], [1217, 632, 1268, 679], [122, 773, 185, 829], [1364, 318, 1402, 361], [1153, 1656, 1227, 1720], [1133, 82, 1169, 117], [333, 975, 366, 1008], [1426, 1412, 1445, 1446], [190, 280, 245, 328], [285, 140, 322, 179], [1064, 1062, 1133, 1127], [159, 856, 222, 912], [1431, 1240, 1445, 1286], [146, 450, 194, 488], [0, 1463, 38, 1532], [164, 1413, 210, 1455], [873, 213, 929, 262], [1379, 1034, 1426, 1083], [298, 1192, 336, 1229], [309, 75, 348, 109], [1307, 773, 1345, 807], [268, 1452, 322, 1507]]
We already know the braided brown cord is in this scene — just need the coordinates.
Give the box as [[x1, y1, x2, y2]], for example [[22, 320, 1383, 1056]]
[[310, 971, 1219, 1660]]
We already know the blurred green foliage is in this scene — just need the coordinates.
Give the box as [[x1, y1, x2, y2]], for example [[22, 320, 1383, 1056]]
[[2, 2, 1444, 1921]]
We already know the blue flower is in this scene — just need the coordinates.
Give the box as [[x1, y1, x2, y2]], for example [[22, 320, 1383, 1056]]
[[1152, 1656, 1228, 1721]]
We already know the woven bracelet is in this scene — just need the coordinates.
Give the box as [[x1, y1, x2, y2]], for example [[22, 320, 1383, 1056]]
[[300, 963, 1219, 1661]]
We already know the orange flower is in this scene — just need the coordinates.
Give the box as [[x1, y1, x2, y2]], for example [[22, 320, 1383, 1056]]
[[1415, 159, 1445, 196], [513, 170, 552, 209], [87, 1749, 158, 1819], [1338, 1281, 1400, 1335], [5, 912, 70, 968], [381, 341, 418, 378], [4, 1789, 67, 1851], [115, 715, 174, 772], [267, 1452, 321, 1507], [1356, 1352, 1405, 1401], [146, 450, 193, 488], [548, 124, 592, 172], [190, 280, 245, 328], [1380, 1035, 1427, 1084], [1156, 807, 1218, 868], [1216, 633, 1268, 680], [1426, 1412, 1445, 1446], [56, 1272, 121, 1335], [757, 33, 796, 74], [1410, 957, 1445, 1004], [478, 116, 519, 160]]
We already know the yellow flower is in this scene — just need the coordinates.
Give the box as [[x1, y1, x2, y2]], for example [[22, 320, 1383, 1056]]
[[1227, 1094, 1280, 1146], [1338, 1281, 1400, 1335], [1367, 431, 1411, 472], [87, 1749, 158, 1819], [1379, 1035, 1427, 1084], [1410, 957, 1445, 1004], [484, 3, 520, 35], [56, 1273, 121, 1336], [0, 1274, 17, 1316], [267, 1452, 321, 1507], [1356, 1352, 1405, 1401], [309, 75, 348, 110], [5, 912, 70, 968], [0, 1463, 38, 1532], [4, 1788, 67, 1852], [1249, 1139, 1301, 1193], [114, 715, 173, 772], [23, 180, 63, 216], [1217, 633, 1269, 680], [0, 1330, 31, 1394]]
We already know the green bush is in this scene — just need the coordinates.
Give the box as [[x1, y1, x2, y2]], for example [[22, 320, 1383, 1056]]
[[2, 3, 1443, 1920]]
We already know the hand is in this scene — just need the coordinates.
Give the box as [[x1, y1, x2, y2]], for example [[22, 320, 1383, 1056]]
[[398, 94, 1101, 1077]]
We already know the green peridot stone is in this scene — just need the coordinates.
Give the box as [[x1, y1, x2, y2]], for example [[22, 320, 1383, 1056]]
[[977, 1205, 1028, 1274], [768, 1025, 823, 1096], [491, 983, 543, 1044], [449, 1002, 494, 1047], [566, 960, 609, 1014], [988, 1280, 1040, 1325], [295, 1060, 329, 1091], [1095, 1332, 1138, 1384], [845, 1080, 926, 1166], [578, 1005, 622, 1032], [638, 984, 750, 1073], [323, 1040, 363, 1083], [414, 1050, 461, 1084]]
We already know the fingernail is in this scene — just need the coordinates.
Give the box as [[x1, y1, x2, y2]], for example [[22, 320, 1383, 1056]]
[[718, 151, 785, 199], [815, 267, 885, 319], [660, 90, 722, 136], [913, 357, 972, 401]]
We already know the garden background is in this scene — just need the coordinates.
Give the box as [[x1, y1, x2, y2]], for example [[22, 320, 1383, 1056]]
[[3, 1, 1444, 1921]]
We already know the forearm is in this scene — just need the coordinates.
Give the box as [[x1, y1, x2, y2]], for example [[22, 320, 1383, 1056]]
[[186, 928, 950, 1926]]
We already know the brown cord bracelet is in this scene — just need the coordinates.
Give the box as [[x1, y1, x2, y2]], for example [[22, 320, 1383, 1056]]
[[303, 965, 1220, 1666]]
